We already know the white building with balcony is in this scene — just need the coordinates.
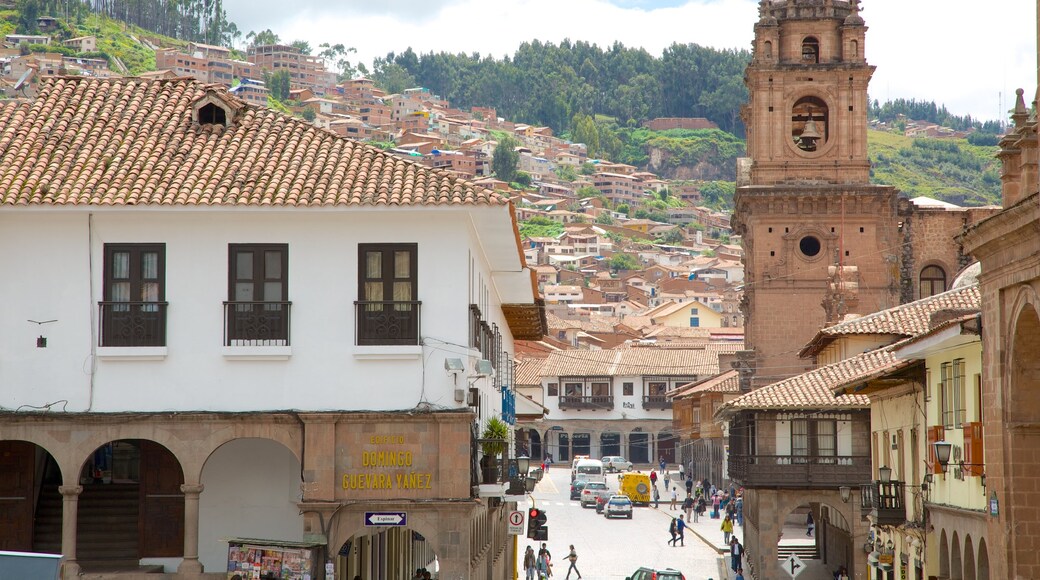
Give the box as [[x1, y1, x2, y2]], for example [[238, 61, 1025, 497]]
[[0, 77, 543, 580]]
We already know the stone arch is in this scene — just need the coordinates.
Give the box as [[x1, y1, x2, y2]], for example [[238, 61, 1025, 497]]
[[198, 437, 304, 572], [763, 40, 773, 58], [951, 530, 963, 580], [0, 440, 63, 552], [964, 534, 976, 580], [939, 529, 950, 578], [527, 429, 542, 460], [801, 35, 820, 63], [1007, 297, 1040, 425], [336, 525, 439, 580], [850, 39, 859, 59], [75, 438, 186, 563], [977, 538, 990, 580]]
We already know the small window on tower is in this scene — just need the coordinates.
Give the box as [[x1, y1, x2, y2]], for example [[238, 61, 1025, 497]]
[[801, 37, 820, 63]]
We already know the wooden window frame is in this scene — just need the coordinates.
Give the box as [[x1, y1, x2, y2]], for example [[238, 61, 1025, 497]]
[[356, 243, 420, 345], [101, 243, 167, 347], [226, 244, 290, 345]]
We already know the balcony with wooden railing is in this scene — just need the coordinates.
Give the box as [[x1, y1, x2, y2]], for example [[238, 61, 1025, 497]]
[[559, 395, 614, 411], [642, 395, 673, 410], [860, 481, 907, 526], [728, 454, 872, 488]]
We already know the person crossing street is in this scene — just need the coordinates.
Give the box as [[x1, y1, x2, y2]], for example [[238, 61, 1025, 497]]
[[564, 545, 581, 580]]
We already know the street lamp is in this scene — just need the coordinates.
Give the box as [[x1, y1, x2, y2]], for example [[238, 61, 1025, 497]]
[[933, 441, 953, 473], [839, 485, 852, 503], [878, 466, 892, 483]]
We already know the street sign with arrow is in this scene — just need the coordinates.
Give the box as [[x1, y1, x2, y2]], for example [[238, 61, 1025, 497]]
[[782, 553, 806, 578], [364, 512, 407, 527]]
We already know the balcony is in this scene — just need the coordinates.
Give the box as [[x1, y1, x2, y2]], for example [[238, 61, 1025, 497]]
[[642, 395, 673, 410], [728, 454, 871, 488], [355, 300, 421, 346], [223, 301, 291, 346], [860, 481, 906, 526], [559, 395, 614, 411], [98, 301, 169, 347]]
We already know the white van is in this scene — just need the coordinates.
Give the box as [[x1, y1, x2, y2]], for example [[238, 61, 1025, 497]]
[[572, 458, 606, 484]]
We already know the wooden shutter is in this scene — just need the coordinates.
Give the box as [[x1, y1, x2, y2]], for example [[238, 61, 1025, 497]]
[[927, 425, 944, 475], [962, 422, 984, 477]]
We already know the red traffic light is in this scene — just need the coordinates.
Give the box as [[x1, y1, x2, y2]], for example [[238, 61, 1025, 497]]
[[529, 508, 539, 517]]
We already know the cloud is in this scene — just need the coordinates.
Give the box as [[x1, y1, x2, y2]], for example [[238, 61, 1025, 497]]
[[222, 0, 1037, 122]]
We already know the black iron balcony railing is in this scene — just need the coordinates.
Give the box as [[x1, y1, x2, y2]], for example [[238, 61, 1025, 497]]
[[223, 301, 291, 346], [860, 481, 907, 526], [559, 395, 614, 411], [354, 300, 421, 345], [642, 395, 673, 410], [98, 301, 169, 347], [728, 454, 872, 488]]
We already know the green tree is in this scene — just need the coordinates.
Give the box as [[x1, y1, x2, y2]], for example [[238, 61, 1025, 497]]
[[555, 165, 578, 182], [493, 136, 520, 183], [576, 186, 601, 199], [571, 113, 600, 157], [290, 40, 312, 55], [616, 204, 630, 215], [663, 229, 685, 244], [514, 171, 532, 187], [609, 254, 639, 272], [596, 213, 615, 225], [16, 0, 40, 33], [371, 58, 417, 95], [580, 162, 596, 175], [247, 29, 280, 48], [263, 69, 291, 101], [301, 108, 316, 121]]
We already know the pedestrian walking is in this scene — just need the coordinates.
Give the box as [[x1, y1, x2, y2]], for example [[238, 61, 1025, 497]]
[[712, 493, 721, 518], [524, 546, 537, 580], [721, 514, 734, 545], [807, 511, 815, 537], [664, 470, 671, 491], [730, 538, 744, 572], [538, 543, 552, 579], [678, 463, 684, 481], [650, 470, 658, 487], [692, 495, 701, 523], [652, 485, 660, 508], [675, 514, 687, 546], [682, 493, 694, 522], [670, 486, 678, 510], [659, 457, 666, 472], [564, 545, 581, 580], [667, 517, 677, 546], [736, 494, 744, 527], [735, 568, 745, 580], [685, 475, 694, 496]]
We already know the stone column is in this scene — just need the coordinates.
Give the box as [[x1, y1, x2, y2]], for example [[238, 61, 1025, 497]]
[[59, 485, 83, 578], [178, 483, 205, 574]]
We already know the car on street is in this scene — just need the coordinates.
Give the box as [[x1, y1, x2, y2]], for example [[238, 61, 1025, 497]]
[[580, 481, 610, 508], [601, 455, 633, 472], [625, 567, 685, 580], [604, 494, 633, 519], [569, 479, 588, 500]]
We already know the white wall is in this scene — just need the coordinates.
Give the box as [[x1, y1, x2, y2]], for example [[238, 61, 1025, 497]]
[[198, 438, 304, 572], [541, 376, 678, 422], [0, 208, 520, 416]]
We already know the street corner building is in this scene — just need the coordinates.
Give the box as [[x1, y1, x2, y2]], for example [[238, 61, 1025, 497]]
[[0, 76, 545, 579]]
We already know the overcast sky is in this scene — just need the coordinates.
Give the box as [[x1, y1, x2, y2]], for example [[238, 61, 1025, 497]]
[[223, 0, 1037, 123]]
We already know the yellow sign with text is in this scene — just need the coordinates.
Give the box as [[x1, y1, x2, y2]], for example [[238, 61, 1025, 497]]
[[341, 435, 433, 491]]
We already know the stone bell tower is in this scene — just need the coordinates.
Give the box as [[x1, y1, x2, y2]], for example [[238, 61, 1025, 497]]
[[733, 0, 903, 389]]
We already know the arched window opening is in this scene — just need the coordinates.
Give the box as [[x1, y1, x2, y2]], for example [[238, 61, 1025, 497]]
[[920, 265, 947, 298], [763, 40, 773, 58], [850, 39, 859, 59], [802, 37, 820, 63], [792, 96, 829, 152]]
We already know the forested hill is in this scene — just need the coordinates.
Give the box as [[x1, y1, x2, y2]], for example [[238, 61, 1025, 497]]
[[371, 41, 751, 135]]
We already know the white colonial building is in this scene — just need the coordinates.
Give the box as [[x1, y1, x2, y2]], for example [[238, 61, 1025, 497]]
[[0, 77, 543, 580]]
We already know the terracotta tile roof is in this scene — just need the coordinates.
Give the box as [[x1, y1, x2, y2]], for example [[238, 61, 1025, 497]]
[[515, 357, 547, 386], [0, 77, 508, 207], [670, 369, 740, 399], [538, 345, 725, 378], [716, 346, 905, 416], [799, 284, 980, 357]]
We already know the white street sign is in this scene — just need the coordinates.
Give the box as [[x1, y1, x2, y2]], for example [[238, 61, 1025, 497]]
[[365, 512, 406, 526], [507, 510, 525, 535], [782, 554, 807, 578]]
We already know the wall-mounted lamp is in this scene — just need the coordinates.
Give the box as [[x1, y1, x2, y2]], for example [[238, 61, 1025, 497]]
[[839, 485, 852, 504], [933, 441, 953, 473], [473, 359, 494, 377], [878, 466, 892, 483], [981, 473, 987, 489]]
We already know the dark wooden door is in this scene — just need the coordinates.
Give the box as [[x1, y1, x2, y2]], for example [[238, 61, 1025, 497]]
[[0, 441, 35, 550], [138, 441, 184, 557]]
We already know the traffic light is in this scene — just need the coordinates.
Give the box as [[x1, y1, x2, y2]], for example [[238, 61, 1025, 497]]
[[527, 507, 547, 541]]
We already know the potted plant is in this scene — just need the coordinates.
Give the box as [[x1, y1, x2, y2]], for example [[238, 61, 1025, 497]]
[[479, 416, 509, 484]]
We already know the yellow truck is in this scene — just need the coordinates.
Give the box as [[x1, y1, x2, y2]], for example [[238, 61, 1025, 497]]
[[618, 472, 652, 506]]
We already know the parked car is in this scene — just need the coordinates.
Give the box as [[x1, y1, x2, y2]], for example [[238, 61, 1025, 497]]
[[580, 481, 610, 508], [626, 567, 685, 580], [604, 494, 633, 519], [569, 479, 588, 500], [601, 455, 633, 472]]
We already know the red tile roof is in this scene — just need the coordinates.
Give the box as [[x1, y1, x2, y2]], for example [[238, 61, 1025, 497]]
[[715, 346, 903, 416], [799, 284, 981, 357], [670, 369, 740, 399], [0, 77, 508, 208]]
